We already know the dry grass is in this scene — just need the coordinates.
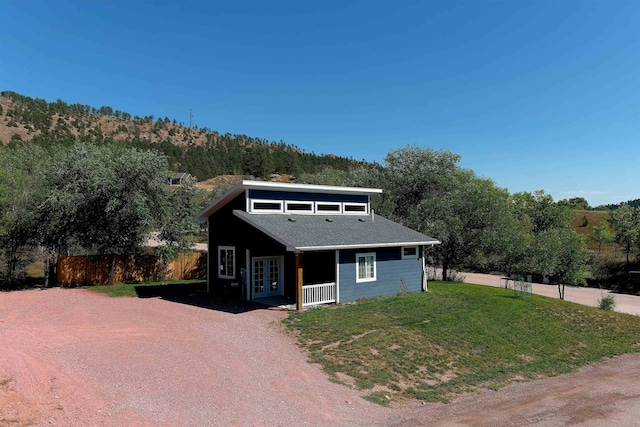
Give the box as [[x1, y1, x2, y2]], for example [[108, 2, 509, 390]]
[[195, 175, 242, 191], [24, 261, 44, 278], [572, 210, 622, 260]]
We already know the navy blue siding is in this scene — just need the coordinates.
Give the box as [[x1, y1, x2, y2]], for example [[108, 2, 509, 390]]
[[208, 193, 289, 298], [249, 189, 367, 204], [338, 247, 423, 303]]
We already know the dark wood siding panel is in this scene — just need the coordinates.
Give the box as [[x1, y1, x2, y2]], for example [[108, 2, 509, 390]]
[[208, 193, 246, 289], [338, 248, 423, 303], [303, 251, 336, 285], [284, 252, 296, 298], [208, 192, 290, 294]]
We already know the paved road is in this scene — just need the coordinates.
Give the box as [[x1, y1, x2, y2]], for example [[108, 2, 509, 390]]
[[451, 272, 640, 316]]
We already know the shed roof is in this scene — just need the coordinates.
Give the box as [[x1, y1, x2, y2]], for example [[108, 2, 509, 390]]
[[170, 172, 191, 180], [233, 210, 440, 252]]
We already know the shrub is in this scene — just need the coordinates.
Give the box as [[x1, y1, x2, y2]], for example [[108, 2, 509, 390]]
[[448, 271, 466, 282], [598, 293, 616, 311]]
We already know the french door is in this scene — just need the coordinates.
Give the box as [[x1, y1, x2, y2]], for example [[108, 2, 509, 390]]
[[252, 257, 282, 298]]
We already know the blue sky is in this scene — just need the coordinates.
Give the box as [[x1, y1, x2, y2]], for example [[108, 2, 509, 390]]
[[1, 1, 638, 206]]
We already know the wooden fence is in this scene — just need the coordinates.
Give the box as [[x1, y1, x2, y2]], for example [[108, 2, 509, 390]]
[[57, 252, 207, 287]]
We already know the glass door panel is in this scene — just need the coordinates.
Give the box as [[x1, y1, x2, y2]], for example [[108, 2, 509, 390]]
[[253, 257, 282, 298]]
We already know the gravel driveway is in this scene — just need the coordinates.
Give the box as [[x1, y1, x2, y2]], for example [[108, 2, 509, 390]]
[[2, 287, 640, 426]]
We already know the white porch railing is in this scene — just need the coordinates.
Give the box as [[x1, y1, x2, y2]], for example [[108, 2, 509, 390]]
[[302, 282, 336, 307]]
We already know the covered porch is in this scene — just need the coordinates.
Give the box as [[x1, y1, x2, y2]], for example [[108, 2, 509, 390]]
[[252, 250, 337, 310], [295, 251, 337, 309]]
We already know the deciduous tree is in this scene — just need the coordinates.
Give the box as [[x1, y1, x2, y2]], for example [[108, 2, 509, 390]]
[[592, 221, 614, 256], [348, 145, 511, 281], [0, 144, 48, 284], [608, 203, 640, 269], [39, 144, 176, 285], [533, 228, 589, 299]]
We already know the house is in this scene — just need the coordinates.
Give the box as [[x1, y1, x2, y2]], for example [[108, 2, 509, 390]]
[[196, 180, 440, 310], [169, 172, 194, 185]]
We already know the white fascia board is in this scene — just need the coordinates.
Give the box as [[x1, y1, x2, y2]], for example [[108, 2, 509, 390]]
[[242, 180, 383, 195], [294, 241, 441, 252]]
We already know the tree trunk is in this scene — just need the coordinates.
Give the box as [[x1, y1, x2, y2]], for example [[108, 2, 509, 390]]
[[43, 248, 56, 288], [442, 262, 449, 282], [626, 248, 630, 272], [43, 255, 49, 289], [7, 238, 18, 283], [50, 258, 57, 287], [108, 254, 116, 286]]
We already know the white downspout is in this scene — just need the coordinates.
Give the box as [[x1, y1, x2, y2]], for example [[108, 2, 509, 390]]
[[422, 245, 428, 293], [335, 250, 340, 304]]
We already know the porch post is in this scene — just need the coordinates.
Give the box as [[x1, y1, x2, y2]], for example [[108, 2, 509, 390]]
[[295, 252, 303, 311]]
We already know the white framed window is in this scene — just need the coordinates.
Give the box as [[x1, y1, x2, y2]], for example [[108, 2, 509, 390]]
[[343, 203, 367, 214], [402, 246, 419, 259], [356, 252, 376, 283], [315, 201, 342, 213], [218, 246, 236, 279], [285, 200, 314, 213], [250, 199, 283, 213]]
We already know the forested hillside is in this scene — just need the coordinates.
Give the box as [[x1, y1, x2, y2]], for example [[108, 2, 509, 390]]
[[0, 91, 364, 180]]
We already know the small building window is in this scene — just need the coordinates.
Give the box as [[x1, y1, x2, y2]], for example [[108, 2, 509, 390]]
[[315, 202, 341, 213], [402, 246, 419, 259], [285, 201, 313, 213], [251, 199, 283, 213], [218, 246, 235, 279], [356, 252, 376, 283], [343, 203, 367, 214]]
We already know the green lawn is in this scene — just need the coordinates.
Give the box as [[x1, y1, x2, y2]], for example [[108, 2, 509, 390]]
[[85, 279, 206, 297], [283, 282, 640, 405]]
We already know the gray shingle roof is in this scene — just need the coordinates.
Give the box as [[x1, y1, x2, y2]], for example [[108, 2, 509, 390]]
[[233, 211, 440, 251]]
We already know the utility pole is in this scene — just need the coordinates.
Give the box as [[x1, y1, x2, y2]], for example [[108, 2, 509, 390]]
[[189, 108, 193, 128]]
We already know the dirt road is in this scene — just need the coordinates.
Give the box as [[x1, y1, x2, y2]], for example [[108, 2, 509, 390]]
[[2, 288, 640, 426]]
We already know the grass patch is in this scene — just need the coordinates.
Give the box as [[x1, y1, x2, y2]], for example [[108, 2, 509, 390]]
[[85, 279, 206, 297], [283, 282, 640, 404]]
